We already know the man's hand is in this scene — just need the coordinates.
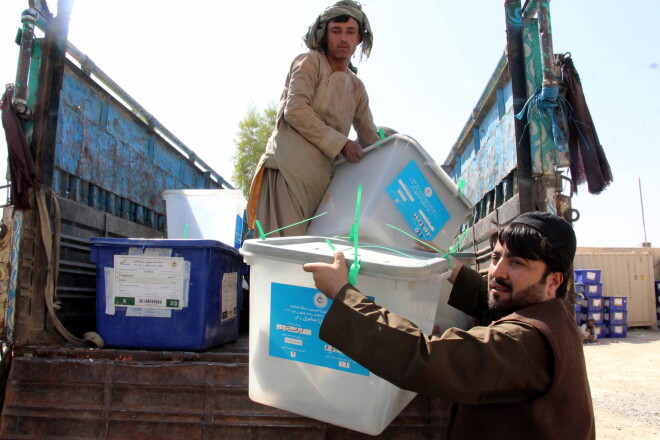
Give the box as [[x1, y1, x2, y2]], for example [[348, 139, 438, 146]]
[[341, 140, 364, 163], [302, 251, 349, 299], [410, 240, 463, 285], [447, 258, 463, 285]]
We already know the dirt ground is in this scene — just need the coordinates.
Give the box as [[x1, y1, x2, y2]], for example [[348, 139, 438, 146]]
[[582, 327, 660, 439]]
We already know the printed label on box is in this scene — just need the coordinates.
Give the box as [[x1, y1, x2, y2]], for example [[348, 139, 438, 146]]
[[221, 272, 238, 322], [269, 283, 369, 376], [587, 272, 597, 281], [613, 298, 623, 306], [385, 160, 450, 241], [113, 255, 184, 308], [588, 285, 599, 293]]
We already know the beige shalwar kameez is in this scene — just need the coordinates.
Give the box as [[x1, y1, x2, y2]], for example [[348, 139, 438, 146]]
[[248, 50, 379, 236]]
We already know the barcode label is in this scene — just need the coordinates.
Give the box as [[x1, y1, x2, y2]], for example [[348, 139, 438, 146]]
[[138, 298, 164, 305]]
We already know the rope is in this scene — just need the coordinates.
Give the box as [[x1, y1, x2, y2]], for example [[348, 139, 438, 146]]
[[36, 188, 103, 347], [516, 85, 569, 154]]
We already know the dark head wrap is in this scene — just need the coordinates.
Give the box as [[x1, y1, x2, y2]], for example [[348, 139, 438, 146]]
[[303, 0, 373, 60], [511, 211, 577, 259]]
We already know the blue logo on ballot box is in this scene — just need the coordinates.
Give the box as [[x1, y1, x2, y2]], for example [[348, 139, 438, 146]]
[[269, 283, 369, 376], [386, 160, 450, 241]]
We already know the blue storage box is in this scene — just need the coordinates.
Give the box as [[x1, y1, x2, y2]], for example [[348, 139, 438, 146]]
[[593, 325, 606, 338], [607, 324, 627, 338], [90, 238, 244, 351], [575, 269, 601, 284], [574, 303, 581, 326], [604, 311, 627, 325], [604, 296, 627, 311], [580, 309, 604, 325], [655, 280, 660, 295], [575, 283, 602, 298], [580, 297, 604, 310]]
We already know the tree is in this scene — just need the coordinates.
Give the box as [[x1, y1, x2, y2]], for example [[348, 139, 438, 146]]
[[232, 103, 277, 198]]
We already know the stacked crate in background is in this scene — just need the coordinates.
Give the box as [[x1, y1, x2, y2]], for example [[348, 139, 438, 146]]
[[576, 269, 606, 338], [574, 301, 582, 326], [604, 296, 628, 338]]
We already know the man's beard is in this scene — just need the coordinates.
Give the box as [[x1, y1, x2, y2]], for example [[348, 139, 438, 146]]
[[488, 277, 547, 316]]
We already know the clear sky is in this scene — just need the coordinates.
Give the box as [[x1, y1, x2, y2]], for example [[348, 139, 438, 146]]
[[1, 0, 658, 248]]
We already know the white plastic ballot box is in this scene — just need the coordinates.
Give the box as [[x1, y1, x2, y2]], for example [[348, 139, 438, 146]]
[[307, 134, 472, 253], [240, 236, 471, 435], [163, 189, 246, 248]]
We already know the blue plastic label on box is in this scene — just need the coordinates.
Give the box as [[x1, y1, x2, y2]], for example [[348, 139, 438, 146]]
[[386, 160, 450, 241], [269, 283, 369, 376]]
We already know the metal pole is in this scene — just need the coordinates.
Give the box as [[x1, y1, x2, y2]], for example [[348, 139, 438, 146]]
[[638, 177, 648, 245], [12, 8, 39, 117], [536, 0, 557, 88]]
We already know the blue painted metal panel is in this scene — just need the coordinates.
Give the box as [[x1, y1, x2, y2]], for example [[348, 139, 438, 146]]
[[496, 88, 506, 118], [472, 127, 481, 153], [456, 80, 517, 205], [444, 2, 570, 221], [53, 62, 224, 227]]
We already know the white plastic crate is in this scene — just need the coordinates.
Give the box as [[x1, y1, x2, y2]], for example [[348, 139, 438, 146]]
[[240, 236, 471, 435], [163, 189, 246, 248], [307, 134, 472, 252]]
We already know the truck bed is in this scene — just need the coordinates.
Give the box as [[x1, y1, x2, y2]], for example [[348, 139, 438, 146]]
[[1, 333, 452, 439]]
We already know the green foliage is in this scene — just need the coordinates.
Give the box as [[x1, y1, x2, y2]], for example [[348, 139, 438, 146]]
[[232, 103, 277, 198]]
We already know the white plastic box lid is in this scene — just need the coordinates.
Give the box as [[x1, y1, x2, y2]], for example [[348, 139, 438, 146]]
[[240, 236, 450, 282]]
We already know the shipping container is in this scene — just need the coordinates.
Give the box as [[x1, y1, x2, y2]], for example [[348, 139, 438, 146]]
[[574, 248, 656, 327]]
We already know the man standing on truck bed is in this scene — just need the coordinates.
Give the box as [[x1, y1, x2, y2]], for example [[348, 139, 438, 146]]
[[247, 0, 380, 237], [304, 211, 595, 439]]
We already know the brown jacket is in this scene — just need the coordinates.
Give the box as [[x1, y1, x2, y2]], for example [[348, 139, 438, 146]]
[[449, 298, 595, 440], [320, 268, 595, 439]]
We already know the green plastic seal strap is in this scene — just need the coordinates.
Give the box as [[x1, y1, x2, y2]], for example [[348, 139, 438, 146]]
[[348, 183, 362, 285]]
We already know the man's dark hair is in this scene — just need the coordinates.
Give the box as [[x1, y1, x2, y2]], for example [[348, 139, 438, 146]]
[[330, 14, 362, 32], [489, 223, 574, 298]]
